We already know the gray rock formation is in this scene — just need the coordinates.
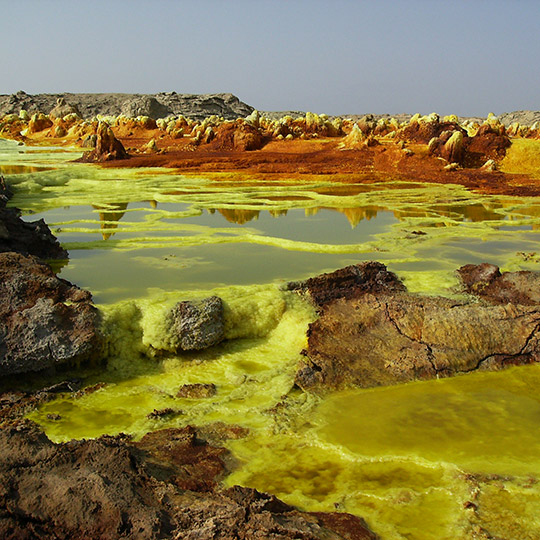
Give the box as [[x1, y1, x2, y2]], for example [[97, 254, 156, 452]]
[[0, 253, 102, 375], [498, 110, 540, 127], [0, 91, 254, 121], [169, 296, 225, 351]]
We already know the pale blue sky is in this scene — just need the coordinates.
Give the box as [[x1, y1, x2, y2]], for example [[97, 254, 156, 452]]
[[1, 0, 538, 116]]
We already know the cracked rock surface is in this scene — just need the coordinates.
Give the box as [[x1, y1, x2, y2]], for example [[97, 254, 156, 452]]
[[0, 421, 378, 540], [294, 263, 540, 391], [0, 252, 103, 375]]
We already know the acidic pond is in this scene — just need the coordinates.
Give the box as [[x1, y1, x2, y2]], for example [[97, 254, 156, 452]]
[[3, 139, 540, 539]]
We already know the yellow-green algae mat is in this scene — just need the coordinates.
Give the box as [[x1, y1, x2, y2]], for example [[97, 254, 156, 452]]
[[4, 138, 540, 539]]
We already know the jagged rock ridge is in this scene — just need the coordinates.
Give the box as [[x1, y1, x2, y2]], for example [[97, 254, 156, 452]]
[[0, 91, 254, 121]]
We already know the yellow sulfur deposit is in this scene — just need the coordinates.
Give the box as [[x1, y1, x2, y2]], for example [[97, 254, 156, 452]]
[[5, 138, 540, 539]]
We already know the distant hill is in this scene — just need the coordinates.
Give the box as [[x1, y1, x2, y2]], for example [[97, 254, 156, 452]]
[[0, 91, 254, 121], [0, 91, 538, 126]]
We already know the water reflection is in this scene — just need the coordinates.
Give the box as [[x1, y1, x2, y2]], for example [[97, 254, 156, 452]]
[[92, 203, 129, 240], [205, 201, 513, 228], [0, 164, 54, 174]]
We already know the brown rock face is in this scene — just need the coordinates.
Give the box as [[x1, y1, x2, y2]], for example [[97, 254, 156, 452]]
[[209, 120, 266, 151], [458, 263, 540, 305], [398, 119, 465, 144], [0, 422, 378, 540], [287, 262, 406, 307], [0, 252, 102, 375], [78, 121, 129, 162], [462, 124, 512, 167], [295, 264, 540, 391]]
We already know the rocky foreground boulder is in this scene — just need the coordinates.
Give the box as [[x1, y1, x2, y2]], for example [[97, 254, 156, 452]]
[[169, 296, 225, 351], [0, 253, 102, 375], [0, 421, 378, 540], [293, 262, 540, 391]]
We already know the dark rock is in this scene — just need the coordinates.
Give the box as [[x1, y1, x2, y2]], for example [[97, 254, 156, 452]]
[[174, 485, 379, 540], [78, 121, 129, 162], [0, 175, 12, 202], [146, 408, 182, 420], [458, 263, 540, 305], [0, 204, 68, 260], [287, 262, 406, 307], [398, 119, 466, 144], [177, 383, 217, 399], [0, 252, 103, 375], [0, 92, 254, 121], [0, 421, 378, 539], [0, 422, 172, 540], [169, 296, 224, 351], [296, 264, 540, 391]]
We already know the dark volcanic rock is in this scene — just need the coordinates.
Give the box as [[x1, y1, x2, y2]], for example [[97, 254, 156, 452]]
[[458, 263, 540, 305], [0, 207, 67, 260], [0, 252, 102, 375], [287, 262, 406, 307], [78, 121, 129, 162], [0, 421, 378, 540], [0, 91, 254, 121], [169, 296, 225, 351], [296, 264, 540, 391], [0, 177, 67, 260]]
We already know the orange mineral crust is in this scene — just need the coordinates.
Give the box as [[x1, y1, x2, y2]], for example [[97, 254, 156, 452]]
[[3, 108, 540, 197]]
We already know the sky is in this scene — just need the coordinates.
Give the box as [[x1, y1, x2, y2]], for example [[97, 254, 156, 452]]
[[1, 0, 539, 117]]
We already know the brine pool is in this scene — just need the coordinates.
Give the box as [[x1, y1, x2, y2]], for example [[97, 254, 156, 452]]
[[3, 138, 540, 539]]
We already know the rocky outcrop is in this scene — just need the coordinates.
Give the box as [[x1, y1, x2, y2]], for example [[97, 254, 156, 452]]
[[294, 263, 540, 391], [169, 296, 225, 351], [48, 97, 81, 119], [0, 91, 254, 121], [0, 253, 102, 375], [0, 179, 67, 260], [458, 263, 540, 305], [0, 421, 378, 540], [462, 122, 512, 167], [287, 262, 405, 307], [209, 120, 266, 151], [78, 122, 129, 162], [0, 207, 67, 260]]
